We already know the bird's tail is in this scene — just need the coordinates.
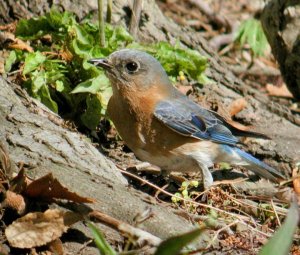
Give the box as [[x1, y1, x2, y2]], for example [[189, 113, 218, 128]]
[[222, 145, 285, 183]]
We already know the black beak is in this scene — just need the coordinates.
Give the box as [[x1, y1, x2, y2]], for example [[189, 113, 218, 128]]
[[88, 58, 112, 71]]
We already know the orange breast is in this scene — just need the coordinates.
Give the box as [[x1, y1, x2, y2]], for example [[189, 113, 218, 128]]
[[107, 84, 199, 162]]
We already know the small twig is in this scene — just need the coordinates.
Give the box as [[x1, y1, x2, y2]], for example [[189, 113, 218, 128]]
[[76, 239, 93, 255], [89, 210, 161, 247], [97, 0, 105, 47], [224, 191, 287, 216], [173, 209, 234, 235], [129, 0, 143, 39], [205, 220, 239, 250], [271, 199, 281, 226]]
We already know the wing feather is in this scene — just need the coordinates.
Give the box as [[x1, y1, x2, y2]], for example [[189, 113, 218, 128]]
[[154, 98, 239, 145]]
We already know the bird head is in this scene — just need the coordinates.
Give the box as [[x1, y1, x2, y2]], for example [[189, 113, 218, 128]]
[[88, 49, 172, 93]]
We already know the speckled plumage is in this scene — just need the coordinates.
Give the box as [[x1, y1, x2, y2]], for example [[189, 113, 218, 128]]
[[89, 49, 285, 188]]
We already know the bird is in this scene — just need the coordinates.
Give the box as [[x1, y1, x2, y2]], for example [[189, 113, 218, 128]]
[[88, 49, 285, 189]]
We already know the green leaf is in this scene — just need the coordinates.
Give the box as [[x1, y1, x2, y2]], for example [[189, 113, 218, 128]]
[[71, 24, 93, 45], [55, 80, 65, 92], [31, 70, 46, 93], [23, 51, 46, 75], [129, 41, 207, 84], [154, 227, 206, 255], [16, 16, 51, 40], [81, 93, 104, 130], [259, 200, 299, 255], [46, 8, 73, 29], [4, 50, 17, 73], [87, 222, 117, 255], [235, 18, 268, 57], [219, 162, 231, 170], [39, 85, 58, 113], [71, 74, 110, 94]]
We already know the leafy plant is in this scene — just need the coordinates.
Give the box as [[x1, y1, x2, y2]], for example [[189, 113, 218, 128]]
[[5, 8, 207, 130], [88, 222, 117, 255], [154, 227, 206, 255], [171, 181, 199, 207], [235, 18, 268, 57], [259, 200, 299, 255]]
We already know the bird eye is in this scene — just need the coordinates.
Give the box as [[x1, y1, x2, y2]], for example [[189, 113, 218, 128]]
[[125, 61, 139, 73]]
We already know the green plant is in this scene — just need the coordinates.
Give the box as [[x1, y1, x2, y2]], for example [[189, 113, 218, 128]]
[[154, 227, 206, 255], [259, 200, 299, 255], [235, 18, 268, 57], [171, 181, 199, 204], [4, 8, 207, 130], [88, 222, 117, 255]]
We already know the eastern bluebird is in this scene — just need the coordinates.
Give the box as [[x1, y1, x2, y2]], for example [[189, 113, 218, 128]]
[[89, 49, 285, 189]]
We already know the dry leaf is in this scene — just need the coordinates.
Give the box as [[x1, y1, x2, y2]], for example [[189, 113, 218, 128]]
[[0, 141, 13, 179], [48, 238, 64, 255], [292, 167, 300, 195], [4, 190, 26, 215], [59, 48, 73, 62], [228, 98, 248, 117], [266, 83, 293, 98], [9, 38, 33, 52], [0, 31, 33, 52], [226, 119, 252, 131], [5, 209, 82, 248], [9, 168, 30, 194], [0, 21, 17, 33], [25, 173, 95, 203]]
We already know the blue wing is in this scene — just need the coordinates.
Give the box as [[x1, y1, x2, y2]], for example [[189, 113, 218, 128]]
[[154, 96, 239, 145]]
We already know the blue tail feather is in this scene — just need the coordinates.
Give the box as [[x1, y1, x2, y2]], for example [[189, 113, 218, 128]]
[[222, 145, 285, 182]]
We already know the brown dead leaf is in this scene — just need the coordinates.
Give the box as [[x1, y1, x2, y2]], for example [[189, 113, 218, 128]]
[[226, 119, 252, 131], [48, 238, 64, 255], [9, 168, 31, 194], [266, 83, 293, 98], [4, 190, 26, 215], [5, 209, 83, 248], [0, 31, 33, 52], [25, 173, 95, 203], [292, 167, 300, 195], [0, 21, 17, 33], [59, 48, 73, 62], [228, 98, 248, 117], [9, 38, 33, 52]]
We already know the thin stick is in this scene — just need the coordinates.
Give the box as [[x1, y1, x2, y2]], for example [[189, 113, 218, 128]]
[[106, 0, 112, 23], [97, 0, 105, 47], [129, 0, 143, 39], [271, 199, 281, 226], [89, 210, 161, 246], [205, 220, 239, 250]]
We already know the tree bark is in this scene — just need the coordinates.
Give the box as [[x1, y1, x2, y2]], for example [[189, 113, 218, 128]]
[[261, 0, 300, 100]]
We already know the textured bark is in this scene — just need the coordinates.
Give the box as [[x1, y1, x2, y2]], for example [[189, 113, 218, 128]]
[[261, 0, 300, 100]]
